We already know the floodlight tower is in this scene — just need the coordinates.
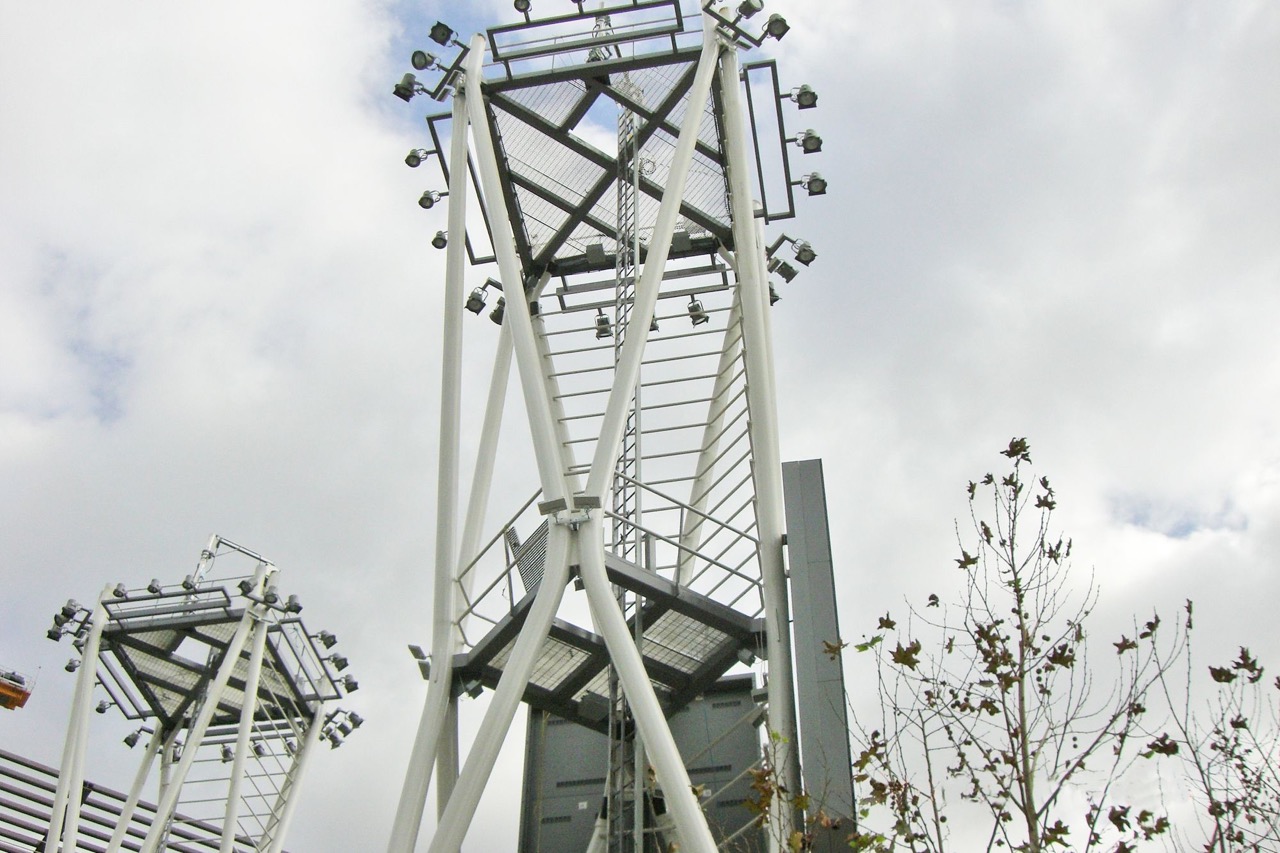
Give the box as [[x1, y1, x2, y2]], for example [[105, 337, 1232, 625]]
[[43, 536, 360, 853], [389, 2, 829, 851]]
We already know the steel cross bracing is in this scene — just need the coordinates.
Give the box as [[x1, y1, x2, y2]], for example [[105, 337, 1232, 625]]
[[43, 538, 350, 853], [391, 7, 802, 853]]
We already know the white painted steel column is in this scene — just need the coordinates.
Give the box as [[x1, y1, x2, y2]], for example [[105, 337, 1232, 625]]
[[263, 701, 327, 853], [427, 525, 574, 852], [584, 22, 723, 502], [576, 516, 717, 853], [718, 42, 801, 846], [389, 64, 474, 853], [463, 35, 570, 506], [140, 593, 264, 853], [221, 613, 269, 852], [47, 584, 110, 852], [456, 326, 513, 576], [105, 726, 165, 852], [676, 298, 744, 584]]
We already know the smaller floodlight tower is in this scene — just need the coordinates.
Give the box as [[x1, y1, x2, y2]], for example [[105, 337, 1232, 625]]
[[43, 535, 362, 853], [388, 2, 844, 852]]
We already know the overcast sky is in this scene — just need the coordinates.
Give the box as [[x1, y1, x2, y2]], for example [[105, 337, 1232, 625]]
[[2, 1, 1278, 849]]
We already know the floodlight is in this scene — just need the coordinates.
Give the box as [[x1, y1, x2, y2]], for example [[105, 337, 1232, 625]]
[[393, 73, 419, 103], [65, 659, 80, 673], [328, 654, 350, 672], [796, 129, 823, 153], [73, 637, 85, 652], [792, 239, 817, 265], [221, 745, 234, 762], [263, 584, 279, 604], [769, 284, 781, 306], [147, 578, 163, 594], [418, 190, 442, 210], [514, 0, 532, 11], [431, 230, 448, 249], [61, 600, 80, 619], [463, 679, 484, 698], [594, 309, 612, 340], [53, 612, 71, 627], [253, 742, 267, 757], [124, 731, 141, 748], [405, 148, 430, 168], [792, 84, 818, 109], [466, 286, 488, 314], [489, 296, 506, 325], [341, 674, 359, 692], [182, 574, 197, 591], [736, 647, 758, 665], [348, 712, 365, 729], [764, 13, 790, 39], [337, 721, 353, 736], [769, 258, 798, 283], [285, 594, 303, 613], [429, 21, 455, 46], [737, 0, 764, 18], [328, 733, 344, 749], [410, 50, 438, 71], [238, 579, 255, 596], [317, 630, 338, 649], [96, 700, 111, 714], [687, 298, 709, 326], [802, 172, 827, 195], [47, 627, 62, 641], [112, 582, 128, 598]]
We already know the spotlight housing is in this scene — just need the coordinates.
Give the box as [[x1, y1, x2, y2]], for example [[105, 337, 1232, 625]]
[[147, 578, 163, 594], [792, 84, 818, 109], [410, 50, 438, 71], [764, 13, 790, 39], [431, 230, 448, 250], [182, 574, 197, 591], [769, 284, 781, 306], [222, 745, 234, 763], [769, 259, 798, 283], [112, 582, 128, 599], [405, 149, 430, 168], [796, 129, 823, 153], [316, 630, 338, 649], [419, 190, 442, 210], [594, 309, 612, 340], [96, 700, 111, 714], [489, 296, 507, 325], [47, 627, 62, 641], [514, 0, 532, 11], [285, 594, 303, 613], [801, 172, 827, 196], [124, 731, 141, 748], [65, 659, 80, 673], [341, 674, 359, 693], [737, 0, 764, 18], [466, 286, 488, 314], [687, 298, 709, 327], [393, 73, 419, 103], [429, 21, 455, 46], [792, 240, 817, 266]]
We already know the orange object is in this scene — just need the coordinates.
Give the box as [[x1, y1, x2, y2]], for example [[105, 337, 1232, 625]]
[[0, 670, 31, 710]]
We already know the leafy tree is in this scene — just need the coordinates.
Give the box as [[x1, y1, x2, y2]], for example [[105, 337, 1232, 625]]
[[845, 439, 1186, 852]]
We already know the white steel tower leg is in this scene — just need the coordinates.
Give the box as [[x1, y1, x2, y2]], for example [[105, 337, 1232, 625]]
[[718, 41, 801, 847], [46, 584, 111, 852], [262, 700, 327, 853], [140, 568, 270, 853], [427, 525, 574, 852], [388, 65, 474, 853], [221, 613, 269, 852], [105, 726, 165, 852], [576, 517, 719, 853]]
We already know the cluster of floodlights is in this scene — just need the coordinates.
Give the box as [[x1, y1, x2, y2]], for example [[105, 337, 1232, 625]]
[[321, 708, 366, 749], [312, 629, 360, 694], [464, 278, 509, 325], [765, 234, 820, 304]]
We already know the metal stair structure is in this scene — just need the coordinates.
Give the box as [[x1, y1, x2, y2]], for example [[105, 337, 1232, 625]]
[[389, 4, 825, 851]]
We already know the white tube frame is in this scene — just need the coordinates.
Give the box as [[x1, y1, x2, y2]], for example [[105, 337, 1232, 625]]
[[718, 40, 801, 848], [388, 63, 474, 853], [105, 726, 165, 853], [46, 584, 112, 852], [262, 699, 327, 853], [220, 613, 269, 852]]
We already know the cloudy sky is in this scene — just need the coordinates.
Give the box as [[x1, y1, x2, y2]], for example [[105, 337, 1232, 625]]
[[3, 0, 1278, 849]]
